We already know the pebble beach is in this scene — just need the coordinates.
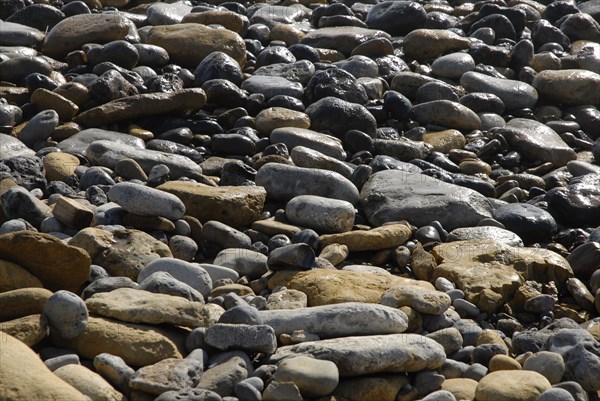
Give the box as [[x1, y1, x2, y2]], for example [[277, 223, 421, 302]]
[[1, 0, 600, 400]]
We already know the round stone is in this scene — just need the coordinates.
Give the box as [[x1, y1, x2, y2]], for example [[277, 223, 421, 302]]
[[42, 290, 88, 339]]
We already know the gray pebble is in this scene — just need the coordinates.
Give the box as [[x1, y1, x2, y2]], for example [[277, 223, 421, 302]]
[[42, 290, 88, 339]]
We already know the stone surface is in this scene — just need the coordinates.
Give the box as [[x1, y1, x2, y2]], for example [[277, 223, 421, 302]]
[[271, 333, 446, 376], [269, 269, 433, 306], [300, 26, 391, 57], [108, 182, 186, 220], [130, 357, 203, 395], [285, 195, 355, 233], [360, 170, 493, 230], [381, 285, 451, 315], [157, 181, 266, 227], [319, 223, 412, 252], [0, 332, 88, 401], [0, 231, 90, 292], [0, 259, 44, 293], [532, 69, 600, 105], [461, 71, 538, 110], [86, 288, 210, 328], [259, 302, 407, 338], [54, 364, 126, 401], [475, 370, 551, 401], [272, 356, 339, 398], [0, 287, 51, 321], [0, 314, 46, 346], [138, 258, 212, 298], [205, 323, 277, 354]]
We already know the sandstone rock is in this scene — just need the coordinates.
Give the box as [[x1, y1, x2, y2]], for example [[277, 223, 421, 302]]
[[271, 333, 446, 376], [413, 100, 481, 131], [380, 285, 451, 315], [319, 223, 412, 252], [0, 231, 90, 292], [50, 316, 184, 367], [330, 374, 408, 401], [269, 269, 434, 306], [143, 23, 246, 68], [54, 364, 126, 401], [403, 29, 471, 61], [0, 314, 46, 346], [157, 181, 266, 227], [255, 107, 310, 136], [86, 288, 211, 329], [475, 370, 551, 401], [0, 332, 88, 401], [272, 356, 339, 398], [75, 89, 207, 127], [0, 259, 43, 293], [129, 357, 203, 395], [532, 69, 600, 105], [43, 152, 80, 182], [0, 287, 51, 321], [69, 227, 172, 280]]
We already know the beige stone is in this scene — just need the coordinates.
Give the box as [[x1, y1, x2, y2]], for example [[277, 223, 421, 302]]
[[251, 219, 302, 237], [489, 354, 523, 371], [380, 285, 451, 315], [54, 82, 90, 106], [477, 329, 509, 353], [0, 287, 52, 321], [0, 332, 88, 401], [330, 374, 408, 401], [86, 288, 209, 329], [423, 129, 466, 153], [210, 283, 255, 298], [532, 69, 600, 105], [442, 378, 478, 401], [30, 88, 79, 121], [50, 317, 185, 367], [54, 364, 126, 401], [68, 227, 172, 280], [143, 23, 246, 68], [0, 231, 90, 292], [129, 357, 202, 395], [52, 195, 94, 229], [269, 269, 433, 306], [0, 314, 46, 346], [43, 152, 80, 182], [318, 243, 349, 266], [42, 13, 133, 59], [319, 223, 412, 252], [0, 259, 43, 293], [75, 89, 207, 127], [270, 23, 305, 46], [158, 181, 266, 227], [475, 370, 551, 401], [432, 240, 573, 313], [182, 10, 245, 33], [402, 29, 471, 61], [255, 107, 310, 136]]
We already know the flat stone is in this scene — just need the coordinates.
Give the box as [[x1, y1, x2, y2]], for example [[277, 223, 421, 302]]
[[495, 118, 576, 167], [432, 240, 573, 312], [57, 128, 145, 156], [319, 223, 412, 252], [272, 356, 339, 398], [0, 314, 46, 347], [271, 333, 446, 376], [269, 269, 434, 306], [108, 182, 186, 220], [270, 127, 346, 160], [255, 108, 310, 136], [54, 364, 125, 401], [360, 170, 493, 230], [86, 288, 210, 329], [330, 374, 408, 401], [532, 69, 600, 105], [50, 316, 184, 367], [461, 71, 538, 110], [242, 76, 303, 100], [196, 355, 248, 397], [381, 285, 451, 315], [69, 227, 172, 280], [403, 29, 471, 61], [130, 357, 203, 395], [205, 324, 277, 354], [147, 1, 193, 25], [300, 26, 391, 57], [256, 163, 359, 204], [30, 88, 79, 122], [259, 302, 407, 338], [475, 370, 551, 401], [143, 23, 246, 68], [75, 89, 206, 127], [42, 13, 133, 59], [0, 231, 90, 292], [157, 181, 266, 227], [285, 195, 355, 234], [0, 332, 88, 401], [0, 287, 51, 321], [138, 258, 212, 298], [290, 146, 355, 179], [212, 248, 268, 279]]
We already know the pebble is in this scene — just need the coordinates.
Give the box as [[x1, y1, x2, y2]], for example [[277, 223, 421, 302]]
[[108, 181, 186, 220], [461, 71, 538, 110], [42, 290, 88, 339]]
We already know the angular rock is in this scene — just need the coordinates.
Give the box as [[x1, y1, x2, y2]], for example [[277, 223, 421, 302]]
[[360, 170, 493, 230], [0, 231, 90, 292], [205, 324, 277, 354], [86, 288, 210, 329], [157, 181, 266, 227], [271, 334, 446, 376], [130, 357, 203, 395], [0, 134, 34, 161], [380, 285, 451, 315], [259, 302, 407, 338], [75, 89, 206, 127], [1, 186, 52, 227]]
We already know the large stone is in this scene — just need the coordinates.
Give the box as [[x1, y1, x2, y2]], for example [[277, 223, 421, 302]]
[[42, 13, 133, 59], [331, 375, 408, 401], [270, 127, 346, 160], [0, 288, 51, 321], [475, 370, 551, 401], [1, 186, 52, 227], [306, 96, 377, 139], [0, 332, 88, 401], [432, 240, 573, 312], [319, 223, 412, 252], [366, 1, 426, 36], [205, 324, 277, 354], [108, 182, 186, 220], [75, 89, 207, 127], [86, 140, 202, 179], [0, 134, 34, 160], [86, 288, 210, 329], [259, 302, 407, 338], [69, 227, 172, 280], [269, 269, 434, 306], [461, 71, 538, 110], [403, 29, 471, 61], [533, 69, 600, 105], [50, 316, 184, 367], [493, 118, 577, 167], [360, 170, 493, 230], [57, 128, 145, 156], [0, 314, 46, 346], [447, 226, 523, 247], [158, 181, 266, 227], [285, 195, 354, 234], [0, 259, 43, 293], [0, 20, 45, 48], [54, 364, 126, 401], [271, 334, 446, 376], [130, 357, 203, 395], [300, 26, 391, 57], [272, 356, 339, 398], [143, 23, 246, 68], [380, 285, 451, 315], [0, 231, 90, 292], [255, 163, 359, 204], [412, 100, 481, 131], [138, 258, 212, 298]]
